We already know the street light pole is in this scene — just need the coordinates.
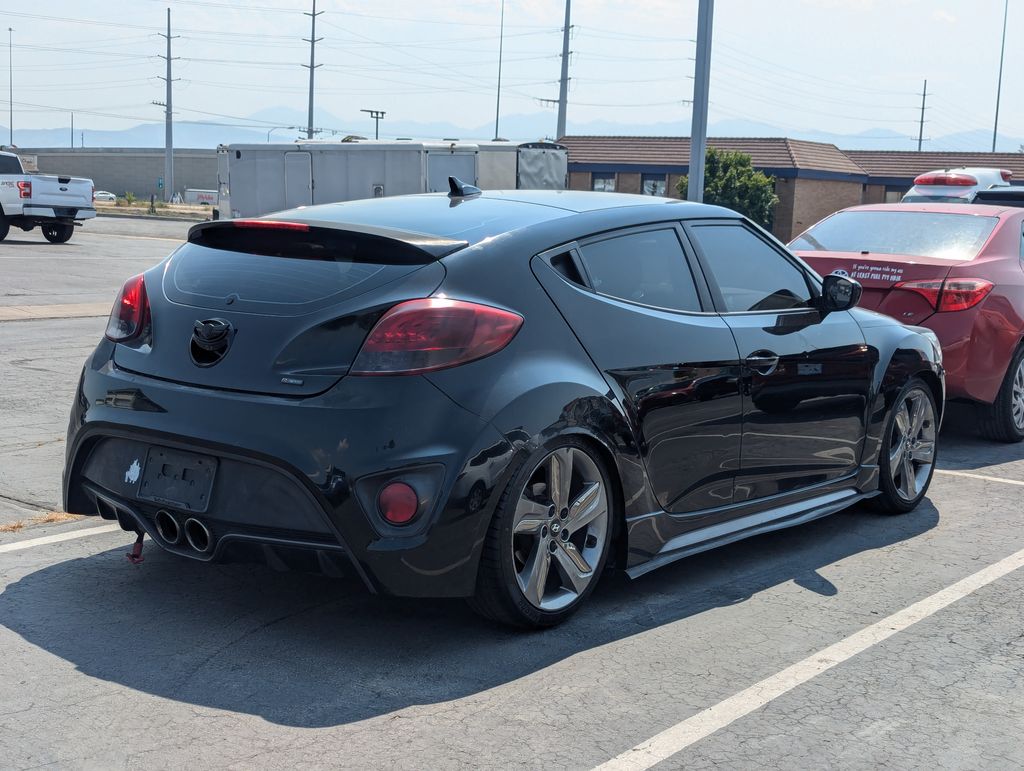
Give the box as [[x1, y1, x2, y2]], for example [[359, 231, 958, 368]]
[[687, 0, 714, 202], [360, 110, 385, 140], [494, 0, 505, 140], [992, 0, 1009, 152], [8, 28, 12, 146]]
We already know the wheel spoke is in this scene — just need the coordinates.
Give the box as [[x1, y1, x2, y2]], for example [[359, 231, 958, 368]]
[[548, 448, 573, 510], [907, 392, 926, 437], [513, 498, 549, 534], [566, 481, 604, 532], [910, 440, 935, 463], [900, 452, 917, 498], [519, 542, 551, 607], [553, 541, 592, 594], [894, 404, 910, 437]]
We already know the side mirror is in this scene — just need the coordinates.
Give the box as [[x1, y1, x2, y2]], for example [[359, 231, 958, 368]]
[[820, 274, 862, 314]]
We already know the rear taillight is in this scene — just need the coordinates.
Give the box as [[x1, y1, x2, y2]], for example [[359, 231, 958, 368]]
[[894, 278, 993, 312], [912, 172, 977, 187], [105, 274, 150, 342], [17, 180, 31, 199], [350, 298, 523, 375], [1000, 169, 1013, 182]]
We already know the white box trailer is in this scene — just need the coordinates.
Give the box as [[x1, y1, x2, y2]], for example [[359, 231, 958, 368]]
[[216, 140, 479, 219], [215, 139, 567, 219]]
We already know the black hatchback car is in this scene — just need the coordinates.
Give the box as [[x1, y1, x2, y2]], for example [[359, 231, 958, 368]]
[[64, 187, 944, 627]]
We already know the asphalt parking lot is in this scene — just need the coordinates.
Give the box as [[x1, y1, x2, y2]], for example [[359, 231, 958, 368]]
[[1, 218, 1023, 769]]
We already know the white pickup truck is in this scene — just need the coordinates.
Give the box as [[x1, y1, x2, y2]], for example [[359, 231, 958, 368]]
[[0, 150, 95, 243]]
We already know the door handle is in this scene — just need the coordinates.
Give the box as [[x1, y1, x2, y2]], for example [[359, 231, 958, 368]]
[[745, 351, 780, 375]]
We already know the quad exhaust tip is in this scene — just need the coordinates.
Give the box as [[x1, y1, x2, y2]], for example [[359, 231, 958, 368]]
[[154, 509, 181, 545], [184, 517, 213, 554]]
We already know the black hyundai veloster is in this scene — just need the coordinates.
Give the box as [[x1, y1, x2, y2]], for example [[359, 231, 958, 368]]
[[64, 185, 944, 627]]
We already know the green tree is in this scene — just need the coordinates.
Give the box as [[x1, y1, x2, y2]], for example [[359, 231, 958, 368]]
[[677, 147, 779, 229]]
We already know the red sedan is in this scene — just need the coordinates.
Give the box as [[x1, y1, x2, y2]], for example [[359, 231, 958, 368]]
[[791, 203, 1024, 442]]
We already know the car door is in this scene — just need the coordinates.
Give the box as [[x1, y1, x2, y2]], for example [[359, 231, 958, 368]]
[[531, 224, 743, 514], [684, 220, 875, 502]]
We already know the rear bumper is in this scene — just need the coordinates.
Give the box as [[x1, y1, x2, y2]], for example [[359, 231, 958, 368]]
[[22, 205, 96, 221], [63, 343, 513, 597]]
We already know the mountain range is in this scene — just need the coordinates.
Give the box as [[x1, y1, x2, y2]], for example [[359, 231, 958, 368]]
[[4, 109, 1022, 153]]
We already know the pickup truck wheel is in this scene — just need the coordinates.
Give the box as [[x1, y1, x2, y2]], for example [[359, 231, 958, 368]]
[[41, 224, 74, 244], [0, 217, 9, 241]]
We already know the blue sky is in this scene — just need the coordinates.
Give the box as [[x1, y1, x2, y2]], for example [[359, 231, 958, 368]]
[[0, 0, 1019, 149]]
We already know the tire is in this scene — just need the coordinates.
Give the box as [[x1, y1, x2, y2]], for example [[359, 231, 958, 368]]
[[868, 377, 938, 514], [468, 437, 615, 628], [0, 215, 8, 241], [977, 345, 1024, 443], [41, 223, 74, 244]]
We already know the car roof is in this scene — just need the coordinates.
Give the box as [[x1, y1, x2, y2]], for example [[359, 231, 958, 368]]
[[272, 190, 736, 245], [835, 202, 1022, 218]]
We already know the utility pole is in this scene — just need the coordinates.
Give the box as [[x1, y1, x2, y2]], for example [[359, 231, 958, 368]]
[[992, 0, 1009, 152], [489, 0, 501, 140], [158, 8, 179, 202], [360, 109, 385, 140], [303, 0, 323, 141], [916, 79, 928, 152], [7, 28, 12, 146], [687, 0, 714, 202], [555, 0, 571, 140]]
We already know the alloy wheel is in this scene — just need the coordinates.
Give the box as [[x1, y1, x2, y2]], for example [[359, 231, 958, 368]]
[[511, 446, 609, 612], [1012, 358, 1024, 430], [888, 387, 936, 502]]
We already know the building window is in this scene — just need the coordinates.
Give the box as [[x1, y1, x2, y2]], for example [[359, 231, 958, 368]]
[[884, 187, 905, 203], [591, 173, 615, 192], [641, 173, 667, 197]]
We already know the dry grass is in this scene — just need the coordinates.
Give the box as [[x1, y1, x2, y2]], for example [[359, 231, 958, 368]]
[[0, 511, 84, 533]]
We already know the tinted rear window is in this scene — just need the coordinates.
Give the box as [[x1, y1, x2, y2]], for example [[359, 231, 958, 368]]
[[791, 210, 998, 261], [0, 155, 23, 174]]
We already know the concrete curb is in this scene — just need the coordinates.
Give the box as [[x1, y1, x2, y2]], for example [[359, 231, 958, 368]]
[[96, 211, 208, 223]]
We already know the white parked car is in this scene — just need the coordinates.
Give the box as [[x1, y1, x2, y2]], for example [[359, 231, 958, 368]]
[[902, 167, 1012, 203], [93, 190, 117, 202], [0, 151, 95, 243]]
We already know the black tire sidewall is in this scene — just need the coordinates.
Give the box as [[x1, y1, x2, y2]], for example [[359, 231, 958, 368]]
[[42, 224, 73, 244], [874, 377, 938, 513], [492, 436, 615, 627], [990, 346, 1024, 442]]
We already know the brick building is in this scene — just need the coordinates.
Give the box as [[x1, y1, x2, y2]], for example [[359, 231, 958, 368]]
[[559, 136, 1024, 242]]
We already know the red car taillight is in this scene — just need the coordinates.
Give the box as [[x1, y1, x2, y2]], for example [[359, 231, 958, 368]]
[[895, 278, 994, 312], [17, 180, 31, 199], [1000, 169, 1013, 182], [912, 172, 977, 187], [350, 298, 523, 375], [105, 274, 150, 342]]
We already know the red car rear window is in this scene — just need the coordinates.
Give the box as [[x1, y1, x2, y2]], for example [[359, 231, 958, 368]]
[[791, 210, 998, 261]]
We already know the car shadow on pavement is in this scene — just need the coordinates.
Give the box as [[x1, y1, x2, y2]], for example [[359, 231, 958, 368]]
[[937, 403, 1024, 473], [0, 502, 938, 728]]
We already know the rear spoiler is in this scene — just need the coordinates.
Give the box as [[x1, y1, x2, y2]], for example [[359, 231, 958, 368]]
[[187, 218, 469, 264]]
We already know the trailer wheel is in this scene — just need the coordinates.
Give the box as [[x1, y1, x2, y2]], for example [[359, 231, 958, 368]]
[[41, 224, 74, 244]]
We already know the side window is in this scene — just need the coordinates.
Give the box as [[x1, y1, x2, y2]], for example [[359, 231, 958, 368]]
[[578, 229, 702, 313], [688, 224, 813, 313]]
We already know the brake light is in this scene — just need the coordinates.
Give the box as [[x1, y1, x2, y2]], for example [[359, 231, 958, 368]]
[[350, 298, 523, 375], [1000, 169, 1013, 182], [894, 278, 993, 312], [91, 185, 96, 201], [105, 274, 150, 342], [231, 219, 309, 232], [17, 180, 31, 199], [936, 279, 993, 311], [912, 172, 977, 187]]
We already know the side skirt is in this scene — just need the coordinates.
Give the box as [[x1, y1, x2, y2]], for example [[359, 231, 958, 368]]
[[626, 487, 878, 579]]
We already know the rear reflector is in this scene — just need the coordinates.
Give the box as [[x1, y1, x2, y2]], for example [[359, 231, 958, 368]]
[[895, 278, 993, 312], [378, 481, 419, 525], [912, 172, 978, 187], [105, 274, 150, 342], [231, 219, 310, 232], [350, 298, 523, 375]]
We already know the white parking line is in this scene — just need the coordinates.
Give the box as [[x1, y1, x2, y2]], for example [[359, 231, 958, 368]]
[[935, 469, 1024, 487], [0, 523, 122, 554], [594, 544, 1024, 771]]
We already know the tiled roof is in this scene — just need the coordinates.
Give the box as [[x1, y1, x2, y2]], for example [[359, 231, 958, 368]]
[[844, 150, 1024, 181], [558, 136, 867, 176]]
